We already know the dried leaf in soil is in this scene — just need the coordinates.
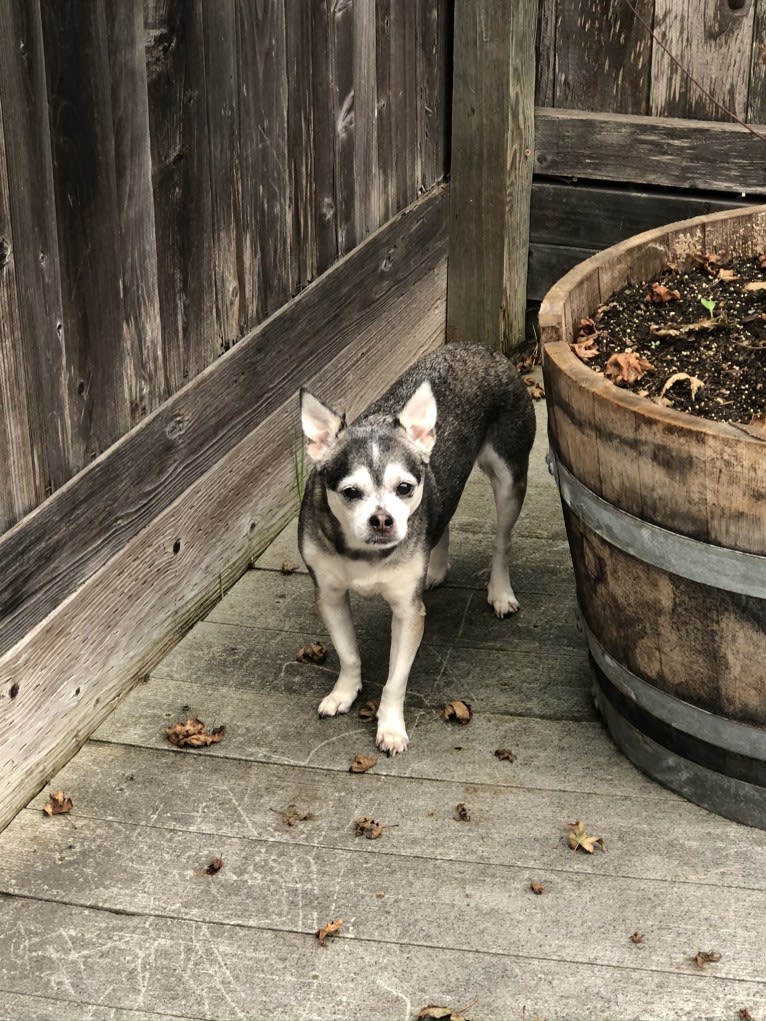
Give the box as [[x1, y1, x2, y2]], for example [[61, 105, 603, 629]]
[[660, 372, 705, 401], [43, 791, 73, 816], [494, 748, 516, 763], [443, 700, 473, 725], [358, 700, 379, 723], [630, 932, 644, 944], [454, 803, 471, 822], [645, 282, 680, 304], [416, 1007, 467, 1021], [604, 351, 654, 385], [166, 717, 225, 748], [566, 819, 605, 853], [694, 949, 722, 968], [349, 753, 377, 774], [205, 857, 224, 875], [296, 641, 327, 664], [354, 815, 384, 839], [570, 336, 600, 361], [530, 881, 545, 895], [316, 917, 345, 946], [523, 376, 545, 399], [744, 280, 766, 292], [280, 803, 315, 827]]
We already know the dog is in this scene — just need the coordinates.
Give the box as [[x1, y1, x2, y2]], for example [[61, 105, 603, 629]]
[[298, 343, 536, 755]]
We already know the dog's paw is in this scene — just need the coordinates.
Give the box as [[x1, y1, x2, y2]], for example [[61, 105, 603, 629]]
[[318, 688, 359, 717], [487, 587, 520, 618], [425, 565, 448, 590], [376, 724, 409, 756]]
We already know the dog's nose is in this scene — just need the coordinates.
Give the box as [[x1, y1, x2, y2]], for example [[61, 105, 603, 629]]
[[369, 511, 394, 533]]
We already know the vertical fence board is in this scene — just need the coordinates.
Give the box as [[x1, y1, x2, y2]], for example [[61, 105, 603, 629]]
[[105, 3, 165, 421], [535, 0, 556, 107], [748, 3, 766, 124], [650, 0, 755, 122], [145, 0, 217, 391], [353, 0, 380, 238], [418, 0, 452, 191], [329, 0, 356, 256], [285, 0, 317, 295], [0, 0, 76, 492], [310, 0, 338, 274], [555, 0, 654, 114]]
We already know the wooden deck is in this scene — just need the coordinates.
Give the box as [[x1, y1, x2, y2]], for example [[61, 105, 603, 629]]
[[1, 395, 765, 1021]]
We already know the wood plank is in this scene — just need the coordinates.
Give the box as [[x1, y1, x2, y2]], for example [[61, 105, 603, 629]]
[[749, 0, 766, 124], [144, 0, 218, 393], [352, 0, 380, 239], [285, 0, 317, 294], [417, 0, 451, 191], [447, 0, 536, 352], [534, 108, 766, 194], [650, 0, 755, 121], [4, 804, 766, 979], [309, 0, 338, 274], [0, 237, 447, 832], [553, 0, 653, 115], [328, 0, 356, 256], [2, 896, 763, 1021], [0, 0, 77, 494], [0, 186, 447, 658], [534, 0, 556, 107]]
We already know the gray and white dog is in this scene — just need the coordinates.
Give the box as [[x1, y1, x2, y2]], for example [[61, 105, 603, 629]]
[[298, 343, 536, 755]]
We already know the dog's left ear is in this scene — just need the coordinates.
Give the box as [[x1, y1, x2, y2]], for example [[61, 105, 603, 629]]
[[397, 380, 437, 457], [301, 388, 346, 462]]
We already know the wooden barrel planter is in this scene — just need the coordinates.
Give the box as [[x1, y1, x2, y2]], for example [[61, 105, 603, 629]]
[[540, 206, 766, 829]]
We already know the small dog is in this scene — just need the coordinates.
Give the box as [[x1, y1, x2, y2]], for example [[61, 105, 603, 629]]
[[298, 343, 536, 754]]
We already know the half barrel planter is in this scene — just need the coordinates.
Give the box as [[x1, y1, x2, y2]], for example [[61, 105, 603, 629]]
[[540, 205, 766, 829]]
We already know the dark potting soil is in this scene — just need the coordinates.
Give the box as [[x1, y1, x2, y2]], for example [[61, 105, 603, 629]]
[[575, 252, 766, 425]]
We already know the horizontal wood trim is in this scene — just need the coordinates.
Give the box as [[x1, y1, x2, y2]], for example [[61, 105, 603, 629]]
[[0, 185, 448, 657], [534, 108, 766, 195], [0, 228, 447, 831]]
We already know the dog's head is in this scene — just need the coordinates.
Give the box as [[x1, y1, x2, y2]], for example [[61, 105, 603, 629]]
[[300, 382, 437, 552]]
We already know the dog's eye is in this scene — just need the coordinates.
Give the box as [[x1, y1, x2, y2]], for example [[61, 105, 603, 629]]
[[341, 486, 363, 501], [396, 482, 415, 497]]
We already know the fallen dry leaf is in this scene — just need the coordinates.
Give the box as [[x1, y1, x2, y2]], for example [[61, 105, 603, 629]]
[[443, 700, 473, 725], [166, 717, 225, 748], [357, 700, 379, 723], [280, 561, 298, 574], [630, 932, 644, 944], [494, 748, 516, 763], [649, 317, 718, 338], [514, 354, 538, 374], [694, 949, 722, 968], [604, 351, 655, 386], [316, 917, 345, 946], [570, 336, 600, 361], [280, 803, 315, 827], [692, 251, 723, 275], [416, 1008, 467, 1021], [530, 881, 545, 895], [744, 281, 766, 292], [349, 753, 377, 774], [716, 267, 739, 282], [43, 791, 73, 817], [566, 819, 605, 854], [759, 252, 766, 268], [296, 641, 327, 664], [354, 815, 384, 840], [205, 857, 224, 875], [523, 376, 545, 399], [738, 1009, 753, 1021], [645, 282, 681, 304], [454, 803, 471, 822], [660, 371, 705, 401]]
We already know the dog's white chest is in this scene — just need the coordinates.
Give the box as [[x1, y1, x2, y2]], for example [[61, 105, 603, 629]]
[[303, 538, 426, 603]]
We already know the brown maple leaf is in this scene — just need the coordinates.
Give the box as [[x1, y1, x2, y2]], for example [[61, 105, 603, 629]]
[[205, 857, 224, 875], [354, 815, 384, 839], [316, 917, 345, 946], [296, 641, 327, 664], [349, 753, 377, 774], [570, 336, 600, 361], [166, 717, 225, 748], [443, 700, 473, 725], [494, 748, 516, 763], [645, 282, 680, 304], [43, 791, 73, 817], [694, 949, 722, 968], [566, 819, 605, 853], [357, 700, 379, 723], [604, 351, 654, 385]]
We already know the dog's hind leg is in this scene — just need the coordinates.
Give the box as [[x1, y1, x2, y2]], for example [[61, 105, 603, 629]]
[[477, 442, 527, 618], [315, 587, 362, 715], [426, 526, 449, 589]]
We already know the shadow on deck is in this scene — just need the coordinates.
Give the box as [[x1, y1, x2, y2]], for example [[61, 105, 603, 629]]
[[1, 396, 765, 1021]]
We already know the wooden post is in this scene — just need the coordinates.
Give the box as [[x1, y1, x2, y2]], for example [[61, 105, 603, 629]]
[[447, 0, 537, 353]]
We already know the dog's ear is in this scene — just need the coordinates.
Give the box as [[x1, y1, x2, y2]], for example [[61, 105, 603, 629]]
[[397, 380, 437, 457], [300, 388, 346, 461]]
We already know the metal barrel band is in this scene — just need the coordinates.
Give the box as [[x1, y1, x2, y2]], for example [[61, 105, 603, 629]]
[[550, 452, 766, 600], [583, 620, 766, 761]]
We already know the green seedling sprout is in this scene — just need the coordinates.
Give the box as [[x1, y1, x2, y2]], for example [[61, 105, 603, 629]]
[[700, 296, 716, 317]]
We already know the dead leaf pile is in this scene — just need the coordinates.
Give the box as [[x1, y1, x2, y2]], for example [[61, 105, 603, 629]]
[[604, 351, 654, 386], [296, 641, 327, 664], [316, 917, 345, 946], [166, 717, 225, 748], [566, 819, 605, 854], [349, 753, 377, 774], [570, 317, 602, 362], [443, 700, 473, 725], [43, 791, 73, 816], [354, 815, 384, 840]]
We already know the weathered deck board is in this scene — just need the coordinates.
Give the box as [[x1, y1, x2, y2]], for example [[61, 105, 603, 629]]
[[1, 394, 764, 1021]]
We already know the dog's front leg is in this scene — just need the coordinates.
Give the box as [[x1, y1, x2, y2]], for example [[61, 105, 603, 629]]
[[376, 596, 426, 755], [315, 587, 362, 716]]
